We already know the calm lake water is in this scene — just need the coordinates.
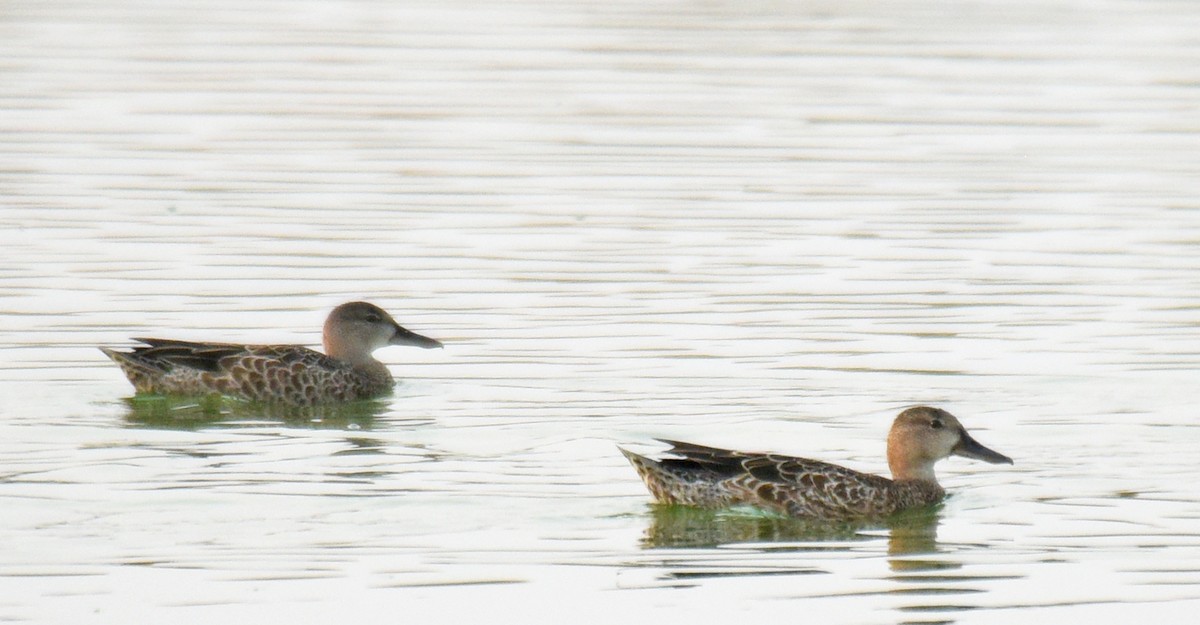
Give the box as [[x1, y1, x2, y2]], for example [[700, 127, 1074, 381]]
[[2, 0, 1199, 622]]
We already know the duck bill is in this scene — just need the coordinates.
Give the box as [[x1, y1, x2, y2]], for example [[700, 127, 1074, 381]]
[[953, 430, 1013, 465], [390, 324, 443, 349]]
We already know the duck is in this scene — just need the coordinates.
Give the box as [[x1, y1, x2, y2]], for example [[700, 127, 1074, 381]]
[[101, 301, 443, 406], [620, 406, 1012, 520]]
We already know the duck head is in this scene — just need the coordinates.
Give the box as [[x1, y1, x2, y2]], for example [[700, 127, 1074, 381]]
[[886, 406, 1012, 483], [323, 301, 442, 365]]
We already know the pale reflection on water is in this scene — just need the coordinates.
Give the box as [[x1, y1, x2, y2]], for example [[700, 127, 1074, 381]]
[[635, 504, 940, 552], [2, 0, 1200, 622]]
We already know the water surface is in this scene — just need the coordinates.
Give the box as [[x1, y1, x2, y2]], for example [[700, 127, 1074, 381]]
[[2, 0, 1199, 622]]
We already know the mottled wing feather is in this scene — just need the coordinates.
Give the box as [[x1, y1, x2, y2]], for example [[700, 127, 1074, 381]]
[[629, 440, 926, 520], [130, 338, 252, 372], [104, 340, 387, 405], [654, 439, 755, 477]]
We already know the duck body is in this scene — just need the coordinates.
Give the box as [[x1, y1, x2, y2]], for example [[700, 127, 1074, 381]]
[[622, 441, 945, 520], [102, 339, 394, 405], [101, 302, 442, 406], [621, 407, 1011, 521]]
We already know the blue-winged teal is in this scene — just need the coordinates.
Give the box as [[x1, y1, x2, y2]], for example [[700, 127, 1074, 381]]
[[620, 406, 1012, 520], [101, 302, 442, 406]]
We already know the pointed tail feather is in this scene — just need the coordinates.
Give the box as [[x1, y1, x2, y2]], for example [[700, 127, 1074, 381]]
[[100, 346, 167, 392]]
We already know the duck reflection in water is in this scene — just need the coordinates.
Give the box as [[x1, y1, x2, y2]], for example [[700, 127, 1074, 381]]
[[639, 502, 941, 555], [118, 393, 398, 428]]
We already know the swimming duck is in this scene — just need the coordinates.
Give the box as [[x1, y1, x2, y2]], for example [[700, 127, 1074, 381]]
[[620, 406, 1012, 520], [101, 301, 442, 406]]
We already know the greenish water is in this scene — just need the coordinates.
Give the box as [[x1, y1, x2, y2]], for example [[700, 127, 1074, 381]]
[[2, 0, 1199, 623]]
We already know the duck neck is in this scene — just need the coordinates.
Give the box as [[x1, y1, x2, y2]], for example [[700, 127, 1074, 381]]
[[325, 337, 391, 381], [325, 333, 373, 366], [889, 459, 939, 485]]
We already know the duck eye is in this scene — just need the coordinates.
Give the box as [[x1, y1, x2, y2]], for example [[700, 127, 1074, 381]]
[[365, 314, 381, 323], [930, 419, 943, 429]]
